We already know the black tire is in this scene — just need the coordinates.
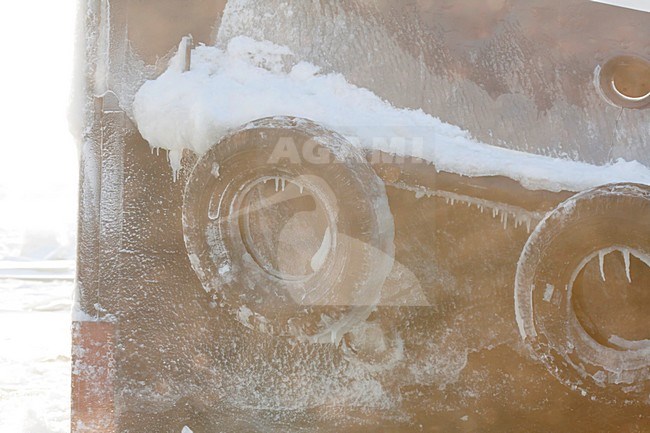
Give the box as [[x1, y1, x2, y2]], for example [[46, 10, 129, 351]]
[[183, 117, 394, 343], [515, 183, 650, 404]]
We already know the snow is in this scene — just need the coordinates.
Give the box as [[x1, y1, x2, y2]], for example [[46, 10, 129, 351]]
[[0, 193, 74, 431], [133, 36, 650, 193], [0, 278, 72, 433], [590, 0, 650, 13], [0, 0, 77, 427]]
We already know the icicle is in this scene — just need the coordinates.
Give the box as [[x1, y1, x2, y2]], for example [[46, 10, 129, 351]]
[[281, 178, 286, 191], [211, 163, 220, 178], [621, 248, 631, 283], [391, 182, 542, 233], [299, 184, 304, 195], [274, 177, 280, 192], [598, 250, 606, 282], [167, 149, 182, 182]]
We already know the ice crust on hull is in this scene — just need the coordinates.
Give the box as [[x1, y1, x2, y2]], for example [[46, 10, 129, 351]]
[[76, 0, 650, 430], [216, 0, 650, 164], [182, 117, 396, 343], [515, 183, 650, 404], [133, 36, 650, 192]]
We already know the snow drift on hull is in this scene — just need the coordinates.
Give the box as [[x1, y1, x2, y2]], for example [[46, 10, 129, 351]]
[[133, 37, 650, 192]]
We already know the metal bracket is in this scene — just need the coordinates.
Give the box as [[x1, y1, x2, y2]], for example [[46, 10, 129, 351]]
[[182, 35, 194, 73]]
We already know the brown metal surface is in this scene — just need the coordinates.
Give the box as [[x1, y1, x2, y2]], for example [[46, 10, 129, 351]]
[[72, 321, 117, 433], [73, 0, 650, 431]]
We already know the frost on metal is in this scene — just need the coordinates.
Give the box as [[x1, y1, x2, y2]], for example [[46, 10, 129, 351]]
[[73, 0, 650, 432], [71, 321, 117, 433]]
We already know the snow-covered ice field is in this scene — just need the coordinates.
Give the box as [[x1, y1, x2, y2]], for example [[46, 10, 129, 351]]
[[0, 277, 72, 433], [0, 159, 75, 433], [0, 0, 78, 430]]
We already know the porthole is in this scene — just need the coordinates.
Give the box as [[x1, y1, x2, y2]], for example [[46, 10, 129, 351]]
[[597, 55, 650, 109]]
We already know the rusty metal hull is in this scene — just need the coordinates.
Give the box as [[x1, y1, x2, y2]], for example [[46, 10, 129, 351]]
[[73, 1, 650, 432]]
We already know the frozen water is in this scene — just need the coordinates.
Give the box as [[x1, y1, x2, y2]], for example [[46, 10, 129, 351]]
[[75, 0, 650, 429], [590, 0, 650, 13], [133, 36, 650, 192], [396, 181, 543, 233], [622, 248, 632, 283], [310, 227, 331, 272], [0, 278, 72, 433], [588, 246, 650, 286], [543, 284, 555, 303], [599, 250, 607, 281]]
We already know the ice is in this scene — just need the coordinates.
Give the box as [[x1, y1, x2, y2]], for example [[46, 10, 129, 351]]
[[621, 248, 632, 283], [609, 335, 650, 351], [133, 36, 650, 193], [0, 279, 73, 433], [0, 261, 75, 281], [168, 150, 183, 181], [599, 250, 607, 281], [74, 0, 650, 429], [400, 181, 543, 233], [543, 284, 555, 303], [211, 163, 221, 178], [591, 246, 648, 284], [0, 0, 76, 426], [590, 0, 650, 13], [310, 227, 331, 272]]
